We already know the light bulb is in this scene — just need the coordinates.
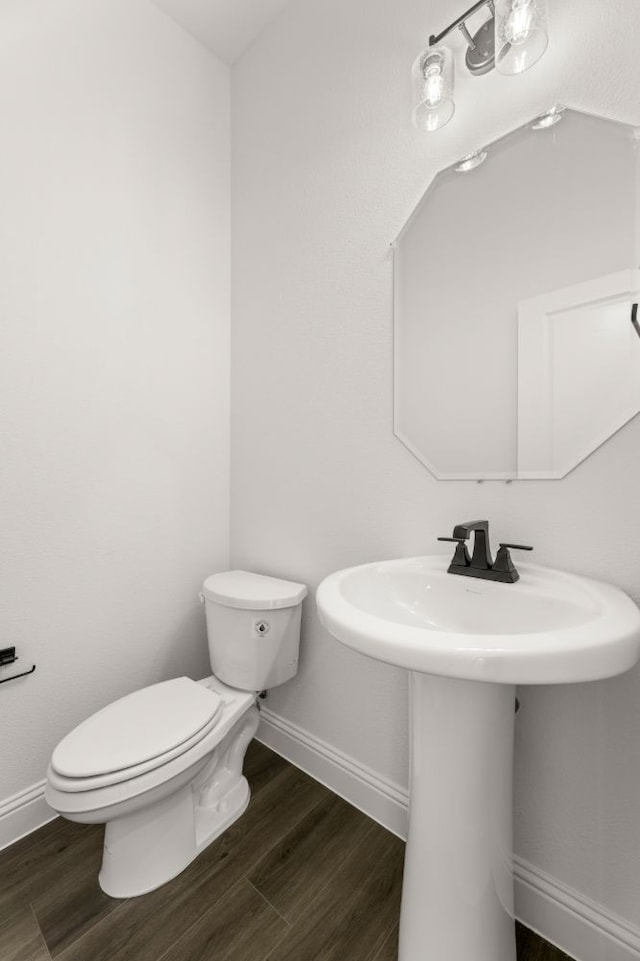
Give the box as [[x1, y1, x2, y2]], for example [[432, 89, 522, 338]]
[[411, 44, 455, 133], [423, 59, 445, 107], [505, 0, 534, 45], [495, 0, 548, 75]]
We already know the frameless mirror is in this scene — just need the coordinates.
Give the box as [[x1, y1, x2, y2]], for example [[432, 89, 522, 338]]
[[393, 108, 640, 479]]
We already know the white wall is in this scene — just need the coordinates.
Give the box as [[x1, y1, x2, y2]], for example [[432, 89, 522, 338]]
[[150, 0, 293, 64], [231, 0, 640, 937], [0, 0, 230, 804]]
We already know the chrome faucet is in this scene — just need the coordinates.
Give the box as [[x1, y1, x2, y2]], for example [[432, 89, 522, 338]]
[[438, 519, 532, 583]]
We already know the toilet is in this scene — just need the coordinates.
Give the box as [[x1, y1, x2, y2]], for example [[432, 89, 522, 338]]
[[45, 571, 307, 898]]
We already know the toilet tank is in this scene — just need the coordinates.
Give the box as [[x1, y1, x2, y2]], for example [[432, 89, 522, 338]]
[[200, 571, 308, 692]]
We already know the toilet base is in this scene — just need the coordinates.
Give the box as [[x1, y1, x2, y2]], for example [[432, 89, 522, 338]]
[[99, 704, 259, 898]]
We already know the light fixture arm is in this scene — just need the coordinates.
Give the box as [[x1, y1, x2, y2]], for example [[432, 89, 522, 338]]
[[458, 23, 477, 50], [428, 0, 494, 47], [413, 0, 548, 132]]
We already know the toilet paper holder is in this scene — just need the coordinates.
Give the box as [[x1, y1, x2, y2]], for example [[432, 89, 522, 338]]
[[0, 647, 36, 685]]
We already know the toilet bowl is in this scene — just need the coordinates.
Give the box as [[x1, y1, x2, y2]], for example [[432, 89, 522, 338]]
[[45, 571, 307, 898]]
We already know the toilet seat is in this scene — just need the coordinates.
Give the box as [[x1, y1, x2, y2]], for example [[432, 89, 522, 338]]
[[50, 677, 222, 792], [45, 677, 256, 818]]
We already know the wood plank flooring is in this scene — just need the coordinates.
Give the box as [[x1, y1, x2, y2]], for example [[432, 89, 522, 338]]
[[0, 741, 576, 961]]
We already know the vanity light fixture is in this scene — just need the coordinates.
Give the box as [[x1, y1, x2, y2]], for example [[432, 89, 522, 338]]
[[412, 0, 549, 132]]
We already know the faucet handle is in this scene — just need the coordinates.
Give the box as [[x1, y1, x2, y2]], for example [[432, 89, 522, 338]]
[[493, 542, 533, 578], [438, 536, 471, 568]]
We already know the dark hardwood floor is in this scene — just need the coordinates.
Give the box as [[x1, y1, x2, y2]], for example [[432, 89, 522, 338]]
[[0, 741, 575, 961]]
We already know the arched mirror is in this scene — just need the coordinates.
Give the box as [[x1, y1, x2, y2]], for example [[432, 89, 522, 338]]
[[393, 107, 640, 480]]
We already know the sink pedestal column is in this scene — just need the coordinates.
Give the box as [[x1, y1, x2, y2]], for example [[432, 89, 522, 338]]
[[399, 672, 516, 961]]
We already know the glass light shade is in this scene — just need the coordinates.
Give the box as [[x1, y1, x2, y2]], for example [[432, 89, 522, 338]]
[[454, 150, 488, 173], [412, 45, 455, 133], [531, 105, 565, 129], [494, 0, 548, 75]]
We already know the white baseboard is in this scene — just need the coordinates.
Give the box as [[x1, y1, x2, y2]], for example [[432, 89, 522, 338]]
[[258, 705, 409, 840], [0, 780, 56, 852], [515, 856, 640, 961], [257, 707, 640, 961]]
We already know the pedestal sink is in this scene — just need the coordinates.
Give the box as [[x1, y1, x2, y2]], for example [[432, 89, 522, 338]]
[[316, 556, 640, 961]]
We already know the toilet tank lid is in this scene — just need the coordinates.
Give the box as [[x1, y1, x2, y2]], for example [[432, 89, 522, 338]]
[[202, 570, 308, 610]]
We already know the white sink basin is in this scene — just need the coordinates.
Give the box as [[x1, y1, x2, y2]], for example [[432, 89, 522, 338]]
[[316, 555, 640, 961], [316, 556, 640, 684]]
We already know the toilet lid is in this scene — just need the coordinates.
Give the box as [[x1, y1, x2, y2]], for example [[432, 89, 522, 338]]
[[51, 677, 222, 779]]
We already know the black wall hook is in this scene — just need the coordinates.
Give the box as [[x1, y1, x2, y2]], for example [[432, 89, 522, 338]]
[[631, 303, 640, 341], [0, 647, 37, 685]]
